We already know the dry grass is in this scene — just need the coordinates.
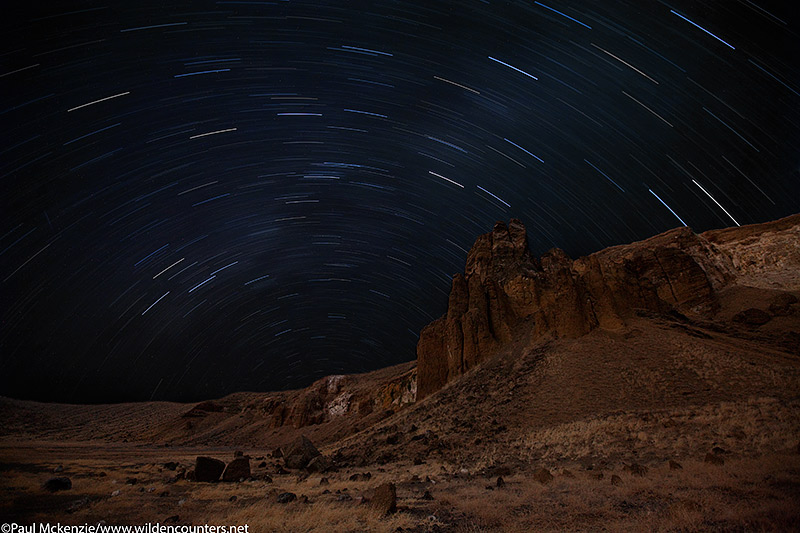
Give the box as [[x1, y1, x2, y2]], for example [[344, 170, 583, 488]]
[[516, 396, 800, 464]]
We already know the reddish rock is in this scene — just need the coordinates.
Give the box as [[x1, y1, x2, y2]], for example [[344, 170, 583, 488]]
[[221, 457, 251, 482], [533, 468, 553, 485], [283, 435, 321, 470], [417, 215, 800, 399], [369, 483, 397, 515], [194, 457, 225, 482], [733, 308, 772, 326]]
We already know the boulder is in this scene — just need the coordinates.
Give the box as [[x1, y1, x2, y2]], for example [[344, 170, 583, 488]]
[[369, 483, 396, 515], [221, 457, 251, 482], [194, 457, 225, 482], [283, 436, 321, 470]]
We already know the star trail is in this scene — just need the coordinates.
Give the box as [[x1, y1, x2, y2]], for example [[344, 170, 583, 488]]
[[1, 0, 798, 403]]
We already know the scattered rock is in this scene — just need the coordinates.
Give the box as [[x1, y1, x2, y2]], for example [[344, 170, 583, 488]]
[[222, 457, 251, 482], [44, 477, 72, 492], [533, 468, 553, 485], [669, 460, 683, 470], [194, 457, 225, 482], [276, 492, 297, 504], [611, 475, 622, 486], [283, 436, 321, 470], [704, 453, 724, 465], [370, 483, 397, 515], [732, 308, 771, 326]]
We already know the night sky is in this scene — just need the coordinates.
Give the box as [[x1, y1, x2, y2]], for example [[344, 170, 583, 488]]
[[1, 1, 797, 404]]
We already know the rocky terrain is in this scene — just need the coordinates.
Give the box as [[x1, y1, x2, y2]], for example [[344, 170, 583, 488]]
[[1, 214, 799, 531]]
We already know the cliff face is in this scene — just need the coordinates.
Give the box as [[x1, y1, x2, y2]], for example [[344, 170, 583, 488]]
[[416, 214, 800, 399]]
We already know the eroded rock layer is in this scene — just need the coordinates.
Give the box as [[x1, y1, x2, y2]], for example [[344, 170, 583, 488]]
[[416, 214, 800, 399]]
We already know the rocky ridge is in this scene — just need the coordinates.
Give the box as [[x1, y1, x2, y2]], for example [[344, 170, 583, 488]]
[[417, 214, 800, 398]]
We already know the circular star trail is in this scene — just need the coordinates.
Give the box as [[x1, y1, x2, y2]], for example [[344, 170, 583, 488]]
[[1, 0, 798, 402]]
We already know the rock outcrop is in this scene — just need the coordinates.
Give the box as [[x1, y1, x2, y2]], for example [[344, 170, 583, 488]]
[[417, 214, 800, 399]]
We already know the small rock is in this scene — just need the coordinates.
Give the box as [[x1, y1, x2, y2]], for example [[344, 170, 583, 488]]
[[53, 465, 64, 473], [732, 308, 771, 326], [277, 492, 297, 504], [370, 483, 397, 515], [299, 495, 309, 504], [319, 477, 330, 485], [262, 475, 273, 484], [228, 495, 237, 502], [496, 476, 505, 488], [533, 468, 553, 485], [611, 474, 622, 486], [66, 497, 91, 513], [159, 491, 170, 497], [194, 457, 225, 482], [258, 461, 267, 468], [164, 515, 180, 524], [111, 490, 121, 497], [164, 462, 179, 471], [336, 493, 353, 502], [125, 477, 138, 485], [44, 477, 72, 492], [234, 450, 244, 458], [704, 453, 724, 465], [421, 490, 434, 500], [712, 446, 727, 455], [669, 460, 683, 470], [624, 463, 648, 477]]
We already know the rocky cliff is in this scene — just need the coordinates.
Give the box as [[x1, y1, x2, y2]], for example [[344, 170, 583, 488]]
[[416, 214, 800, 399]]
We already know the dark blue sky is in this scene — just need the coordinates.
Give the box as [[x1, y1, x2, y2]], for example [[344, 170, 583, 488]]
[[1, 0, 797, 402]]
